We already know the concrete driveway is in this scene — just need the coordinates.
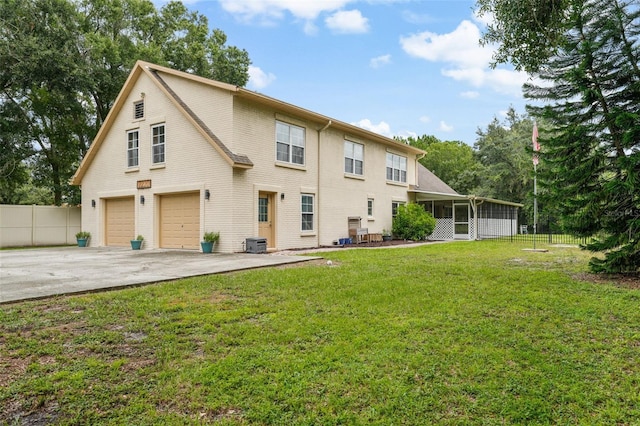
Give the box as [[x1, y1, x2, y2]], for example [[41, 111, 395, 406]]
[[0, 247, 320, 304]]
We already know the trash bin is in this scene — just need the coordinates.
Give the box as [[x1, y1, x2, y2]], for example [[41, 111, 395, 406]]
[[246, 237, 267, 253]]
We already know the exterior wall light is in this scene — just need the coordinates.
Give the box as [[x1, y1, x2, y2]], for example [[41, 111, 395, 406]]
[[281, 193, 285, 201], [91, 199, 96, 208], [205, 189, 210, 200], [140, 195, 145, 205]]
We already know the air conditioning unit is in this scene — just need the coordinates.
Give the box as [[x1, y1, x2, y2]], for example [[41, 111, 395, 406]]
[[245, 237, 267, 254]]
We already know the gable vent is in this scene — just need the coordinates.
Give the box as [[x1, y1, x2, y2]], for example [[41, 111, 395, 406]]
[[134, 100, 144, 120]]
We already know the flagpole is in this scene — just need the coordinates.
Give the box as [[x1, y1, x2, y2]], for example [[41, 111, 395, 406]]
[[532, 121, 539, 250], [533, 162, 537, 250]]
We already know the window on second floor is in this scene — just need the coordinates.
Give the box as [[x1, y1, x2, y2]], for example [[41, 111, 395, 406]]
[[386, 153, 407, 183], [276, 121, 305, 165], [152, 124, 165, 164], [344, 140, 364, 175], [127, 130, 139, 167]]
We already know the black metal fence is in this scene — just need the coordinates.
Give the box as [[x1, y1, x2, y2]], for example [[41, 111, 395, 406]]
[[479, 210, 591, 245]]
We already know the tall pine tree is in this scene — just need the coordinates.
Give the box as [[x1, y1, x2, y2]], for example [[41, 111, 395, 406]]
[[525, 0, 640, 273]]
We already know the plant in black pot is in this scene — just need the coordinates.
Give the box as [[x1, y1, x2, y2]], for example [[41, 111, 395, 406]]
[[382, 229, 392, 242], [201, 231, 220, 253], [130, 235, 144, 250], [76, 231, 91, 247]]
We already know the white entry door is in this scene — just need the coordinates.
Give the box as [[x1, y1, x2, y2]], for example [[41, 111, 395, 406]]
[[454, 203, 470, 240]]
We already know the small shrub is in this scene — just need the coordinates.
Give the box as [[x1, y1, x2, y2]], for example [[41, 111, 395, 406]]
[[76, 231, 91, 239], [203, 231, 220, 243], [392, 203, 436, 240]]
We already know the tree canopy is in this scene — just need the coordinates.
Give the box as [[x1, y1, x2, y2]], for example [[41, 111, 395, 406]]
[[0, 0, 251, 205], [475, 0, 576, 72], [479, 0, 640, 273]]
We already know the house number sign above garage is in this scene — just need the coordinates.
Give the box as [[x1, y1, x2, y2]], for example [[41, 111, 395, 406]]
[[137, 180, 152, 189]]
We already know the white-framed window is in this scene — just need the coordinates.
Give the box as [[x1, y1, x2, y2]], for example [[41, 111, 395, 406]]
[[368, 198, 374, 217], [392, 201, 406, 217], [152, 124, 165, 164], [127, 130, 139, 167], [344, 140, 364, 175], [276, 121, 305, 165], [301, 194, 314, 231], [386, 153, 407, 183], [134, 100, 144, 120]]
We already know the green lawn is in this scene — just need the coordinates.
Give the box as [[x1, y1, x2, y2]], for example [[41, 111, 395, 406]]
[[2, 241, 639, 425]]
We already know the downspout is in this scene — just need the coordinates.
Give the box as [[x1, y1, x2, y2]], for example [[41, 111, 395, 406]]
[[416, 152, 426, 189], [318, 120, 332, 246]]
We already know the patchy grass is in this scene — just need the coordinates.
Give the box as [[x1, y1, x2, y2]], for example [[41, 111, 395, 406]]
[[2, 241, 640, 425]]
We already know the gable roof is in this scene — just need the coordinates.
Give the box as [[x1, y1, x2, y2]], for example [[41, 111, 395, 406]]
[[412, 164, 460, 195], [72, 61, 425, 185], [410, 163, 524, 207]]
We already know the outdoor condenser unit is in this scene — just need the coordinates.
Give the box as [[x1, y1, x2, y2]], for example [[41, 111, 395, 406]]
[[245, 237, 267, 254]]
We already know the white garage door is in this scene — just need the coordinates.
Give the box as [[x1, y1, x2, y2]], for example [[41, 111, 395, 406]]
[[159, 192, 200, 249], [105, 197, 135, 247]]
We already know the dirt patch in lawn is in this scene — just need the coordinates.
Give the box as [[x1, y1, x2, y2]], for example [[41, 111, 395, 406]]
[[573, 272, 640, 290]]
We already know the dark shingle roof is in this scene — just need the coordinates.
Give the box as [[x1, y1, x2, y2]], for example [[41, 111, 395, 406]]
[[413, 164, 459, 195]]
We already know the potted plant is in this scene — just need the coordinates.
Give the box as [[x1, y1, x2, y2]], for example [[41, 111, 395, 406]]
[[76, 231, 91, 247], [382, 229, 392, 242], [201, 231, 220, 253], [130, 235, 144, 250]]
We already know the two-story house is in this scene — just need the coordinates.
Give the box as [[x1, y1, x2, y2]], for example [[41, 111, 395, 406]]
[[71, 61, 427, 252]]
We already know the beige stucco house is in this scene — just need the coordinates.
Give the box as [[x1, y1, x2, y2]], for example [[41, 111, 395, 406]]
[[71, 61, 429, 252]]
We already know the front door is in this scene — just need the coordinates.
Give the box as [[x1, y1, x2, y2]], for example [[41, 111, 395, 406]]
[[454, 203, 470, 240], [258, 192, 275, 249]]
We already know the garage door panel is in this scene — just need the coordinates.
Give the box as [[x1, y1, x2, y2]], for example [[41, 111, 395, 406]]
[[160, 193, 199, 249], [105, 197, 135, 247]]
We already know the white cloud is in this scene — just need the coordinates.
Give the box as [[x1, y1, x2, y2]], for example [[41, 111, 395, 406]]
[[303, 20, 318, 36], [460, 91, 480, 99], [400, 19, 529, 97], [439, 121, 454, 132], [247, 66, 276, 90], [219, 0, 351, 24], [419, 115, 431, 123], [400, 20, 492, 68], [352, 119, 392, 137], [402, 10, 433, 24], [370, 54, 391, 68], [325, 9, 370, 34]]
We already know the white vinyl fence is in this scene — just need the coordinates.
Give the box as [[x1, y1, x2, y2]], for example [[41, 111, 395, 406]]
[[0, 205, 81, 248]]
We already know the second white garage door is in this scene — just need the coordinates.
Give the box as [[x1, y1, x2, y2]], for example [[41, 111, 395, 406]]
[[159, 192, 200, 249]]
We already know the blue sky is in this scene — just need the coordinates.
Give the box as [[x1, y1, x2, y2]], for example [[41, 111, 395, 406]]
[[183, 0, 531, 146]]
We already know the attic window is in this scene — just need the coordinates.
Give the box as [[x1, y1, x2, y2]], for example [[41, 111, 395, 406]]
[[133, 100, 144, 120]]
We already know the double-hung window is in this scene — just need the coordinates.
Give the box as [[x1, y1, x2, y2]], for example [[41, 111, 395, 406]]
[[301, 194, 314, 231], [127, 130, 139, 167], [276, 121, 305, 165], [152, 124, 165, 164], [344, 141, 364, 175], [386, 153, 407, 183], [392, 201, 405, 217]]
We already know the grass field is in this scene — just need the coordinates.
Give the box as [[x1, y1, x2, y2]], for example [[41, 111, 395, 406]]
[[2, 241, 640, 425]]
